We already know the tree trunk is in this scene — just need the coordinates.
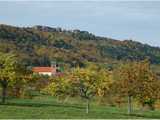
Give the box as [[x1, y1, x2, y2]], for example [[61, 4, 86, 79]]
[[1, 80, 8, 104], [86, 99, 89, 114], [2, 85, 7, 103], [148, 103, 155, 111], [128, 95, 132, 115], [140, 102, 145, 112]]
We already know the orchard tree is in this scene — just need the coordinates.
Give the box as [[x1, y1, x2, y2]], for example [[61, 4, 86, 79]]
[[70, 67, 112, 113], [113, 60, 160, 114], [44, 75, 70, 100], [114, 61, 138, 115], [0, 52, 30, 103], [136, 60, 160, 110]]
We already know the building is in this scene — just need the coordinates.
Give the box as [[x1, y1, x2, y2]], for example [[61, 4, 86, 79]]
[[32, 67, 57, 76]]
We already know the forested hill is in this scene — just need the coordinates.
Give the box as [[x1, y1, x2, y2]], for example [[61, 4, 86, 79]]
[[0, 24, 160, 67]]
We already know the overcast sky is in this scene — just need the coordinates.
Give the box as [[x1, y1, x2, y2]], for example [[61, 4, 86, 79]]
[[0, 1, 160, 46]]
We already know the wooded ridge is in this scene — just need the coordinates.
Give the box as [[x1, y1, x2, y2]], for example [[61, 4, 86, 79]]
[[0, 24, 160, 67]]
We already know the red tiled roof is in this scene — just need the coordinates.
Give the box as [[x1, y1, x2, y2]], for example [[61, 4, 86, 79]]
[[32, 67, 56, 73]]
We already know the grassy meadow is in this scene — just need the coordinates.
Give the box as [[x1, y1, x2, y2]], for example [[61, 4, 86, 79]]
[[0, 95, 160, 119]]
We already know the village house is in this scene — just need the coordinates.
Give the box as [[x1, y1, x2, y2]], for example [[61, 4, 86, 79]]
[[32, 66, 57, 76], [32, 61, 64, 76]]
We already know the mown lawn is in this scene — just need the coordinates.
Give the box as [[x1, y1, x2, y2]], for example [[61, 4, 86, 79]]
[[0, 95, 160, 119]]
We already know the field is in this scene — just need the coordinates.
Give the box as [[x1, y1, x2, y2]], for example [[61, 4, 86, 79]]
[[0, 95, 160, 119]]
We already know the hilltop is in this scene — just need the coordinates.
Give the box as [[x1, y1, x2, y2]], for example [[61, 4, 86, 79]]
[[0, 24, 160, 67]]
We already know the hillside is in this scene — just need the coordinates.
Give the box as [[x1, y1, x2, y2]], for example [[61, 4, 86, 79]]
[[0, 24, 160, 67]]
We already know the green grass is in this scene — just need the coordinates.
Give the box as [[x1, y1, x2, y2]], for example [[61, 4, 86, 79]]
[[0, 95, 160, 119]]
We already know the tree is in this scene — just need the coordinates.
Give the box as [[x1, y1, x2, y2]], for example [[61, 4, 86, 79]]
[[45, 66, 112, 114], [71, 68, 99, 113], [135, 60, 160, 110], [113, 60, 160, 114], [0, 52, 30, 103], [113, 61, 138, 115]]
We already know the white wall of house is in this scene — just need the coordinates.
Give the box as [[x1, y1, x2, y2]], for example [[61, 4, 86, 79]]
[[38, 72, 52, 76]]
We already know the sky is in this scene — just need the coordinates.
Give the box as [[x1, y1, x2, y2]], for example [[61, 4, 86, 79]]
[[0, 1, 160, 46]]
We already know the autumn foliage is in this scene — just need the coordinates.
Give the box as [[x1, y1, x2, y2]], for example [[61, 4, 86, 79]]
[[0, 52, 160, 115]]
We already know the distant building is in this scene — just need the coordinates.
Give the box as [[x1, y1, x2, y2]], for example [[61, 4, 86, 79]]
[[32, 61, 64, 76], [32, 67, 57, 76]]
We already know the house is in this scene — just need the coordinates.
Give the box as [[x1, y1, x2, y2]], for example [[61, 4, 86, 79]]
[[32, 67, 57, 76]]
